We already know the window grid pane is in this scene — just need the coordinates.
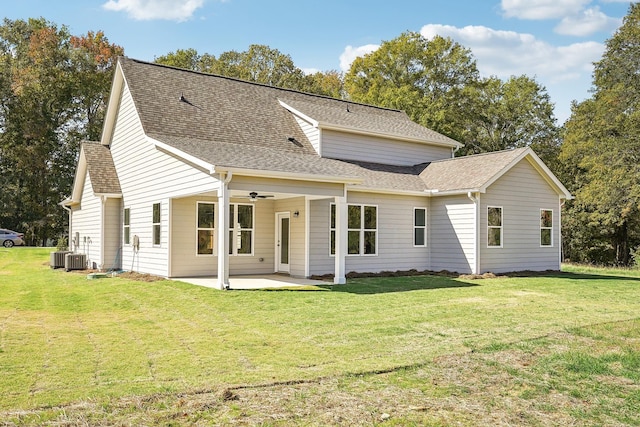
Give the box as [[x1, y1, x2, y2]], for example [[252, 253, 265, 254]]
[[414, 208, 426, 246], [540, 209, 553, 246], [414, 208, 425, 227], [198, 203, 214, 228], [152, 203, 161, 245], [198, 230, 214, 255], [488, 227, 501, 247]]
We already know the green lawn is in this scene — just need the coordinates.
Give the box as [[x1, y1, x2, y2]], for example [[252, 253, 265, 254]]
[[1, 248, 638, 426]]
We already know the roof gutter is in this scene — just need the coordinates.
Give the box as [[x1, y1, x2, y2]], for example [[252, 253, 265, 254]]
[[425, 188, 483, 197], [213, 165, 363, 185]]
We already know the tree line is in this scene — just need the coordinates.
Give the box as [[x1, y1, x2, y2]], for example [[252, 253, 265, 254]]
[[1, 4, 638, 265]]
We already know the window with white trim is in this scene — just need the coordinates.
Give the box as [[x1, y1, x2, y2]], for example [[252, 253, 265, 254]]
[[414, 208, 427, 247], [123, 208, 130, 245], [229, 203, 254, 255], [540, 209, 553, 247], [487, 206, 502, 247], [330, 203, 377, 255], [152, 203, 161, 246], [197, 202, 215, 255]]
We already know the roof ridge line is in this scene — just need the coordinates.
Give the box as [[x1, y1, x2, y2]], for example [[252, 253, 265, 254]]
[[429, 147, 527, 163], [122, 56, 404, 114]]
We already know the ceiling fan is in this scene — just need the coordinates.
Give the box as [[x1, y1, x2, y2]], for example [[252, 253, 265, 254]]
[[243, 191, 274, 201]]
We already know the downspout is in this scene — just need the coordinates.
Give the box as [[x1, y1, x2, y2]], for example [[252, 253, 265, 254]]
[[468, 191, 480, 274], [101, 195, 107, 271], [560, 198, 566, 268], [61, 204, 72, 251], [452, 145, 460, 158]]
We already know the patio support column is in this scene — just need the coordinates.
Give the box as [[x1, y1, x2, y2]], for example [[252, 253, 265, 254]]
[[217, 173, 231, 290], [334, 195, 347, 284]]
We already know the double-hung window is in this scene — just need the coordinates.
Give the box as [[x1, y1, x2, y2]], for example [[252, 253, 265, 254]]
[[487, 206, 503, 247], [152, 203, 161, 246], [540, 209, 553, 247], [229, 204, 254, 255], [197, 202, 215, 255], [123, 208, 130, 245], [414, 208, 427, 247], [330, 203, 377, 255]]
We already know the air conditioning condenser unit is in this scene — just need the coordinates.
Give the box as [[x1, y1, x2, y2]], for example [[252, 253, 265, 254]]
[[65, 253, 87, 271]]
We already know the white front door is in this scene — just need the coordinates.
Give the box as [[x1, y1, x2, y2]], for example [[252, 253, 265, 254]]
[[276, 212, 290, 273]]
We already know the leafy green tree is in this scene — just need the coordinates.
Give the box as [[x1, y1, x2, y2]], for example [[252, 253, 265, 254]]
[[154, 48, 216, 73], [560, 3, 640, 265], [463, 75, 560, 166], [214, 44, 306, 90], [0, 18, 122, 245], [301, 69, 344, 98], [155, 45, 344, 97], [344, 32, 481, 142]]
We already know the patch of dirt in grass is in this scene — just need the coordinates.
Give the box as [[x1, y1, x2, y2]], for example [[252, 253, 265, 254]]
[[115, 271, 166, 282]]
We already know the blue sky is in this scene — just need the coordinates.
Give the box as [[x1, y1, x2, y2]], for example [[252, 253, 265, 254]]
[[3, 0, 635, 123]]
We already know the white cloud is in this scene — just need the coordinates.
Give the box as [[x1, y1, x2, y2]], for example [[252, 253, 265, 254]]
[[301, 67, 320, 75], [102, 0, 205, 22], [339, 44, 379, 72], [554, 6, 622, 35], [501, 0, 591, 20], [419, 24, 603, 83]]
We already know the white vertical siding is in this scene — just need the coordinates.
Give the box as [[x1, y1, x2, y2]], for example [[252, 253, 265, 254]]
[[321, 129, 452, 165], [480, 159, 561, 273], [71, 171, 101, 269], [308, 193, 430, 276], [430, 195, 476, 274], [109, 82, 219, 277], [293, 115, 320, 154]]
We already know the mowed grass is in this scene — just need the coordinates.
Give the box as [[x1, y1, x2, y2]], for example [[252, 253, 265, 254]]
[[0, 248, 639, 425]]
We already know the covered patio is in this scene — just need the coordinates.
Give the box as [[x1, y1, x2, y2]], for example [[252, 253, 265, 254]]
[[175, 274, 333, 290]]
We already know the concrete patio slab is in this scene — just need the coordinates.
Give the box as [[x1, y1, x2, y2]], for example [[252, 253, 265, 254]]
[[174, 275, 333, 290]]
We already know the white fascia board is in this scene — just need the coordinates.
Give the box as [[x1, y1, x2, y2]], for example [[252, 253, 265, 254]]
[[278, 100, 319, 127], [59, 198, 78, 207], [214, 166, 363, 185], [68, 148, 88, 204], [150, 136, 216, 174], [100, 61, 125, 147], [425, 188, 482, 197], [348, 186, 429, 197], [319, 122, 463, 149], [94, 193, 123, 199]]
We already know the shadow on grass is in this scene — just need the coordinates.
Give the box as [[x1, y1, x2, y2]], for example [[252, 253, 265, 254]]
[[508, 270, 640, 282], [243, 270, 640, 294], [316, 275, 479, 294]]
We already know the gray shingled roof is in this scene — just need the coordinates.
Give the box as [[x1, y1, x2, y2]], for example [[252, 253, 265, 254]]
[[120, 57, 459, 156], [118, 58, 541, 195], [419, 148, 528, 192], [149, 134, 428, 192], [83, 142, 121, 195]]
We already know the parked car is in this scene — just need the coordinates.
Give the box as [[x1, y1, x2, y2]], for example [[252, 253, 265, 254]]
[[0, 229, 25, 247]]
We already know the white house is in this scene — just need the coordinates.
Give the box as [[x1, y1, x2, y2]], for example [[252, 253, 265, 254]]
[[61, 57, 572, 289]]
